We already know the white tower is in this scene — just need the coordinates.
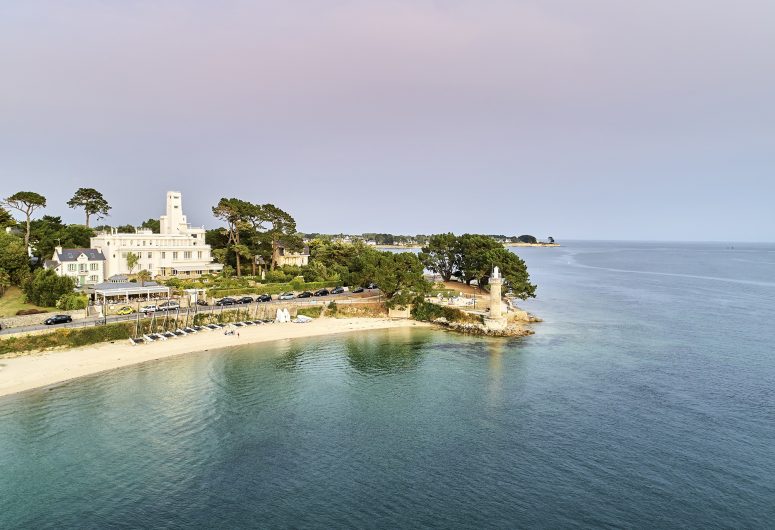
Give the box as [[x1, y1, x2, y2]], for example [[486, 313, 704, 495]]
[[160, 191, 188, 235], [485, 266, 507, 330]]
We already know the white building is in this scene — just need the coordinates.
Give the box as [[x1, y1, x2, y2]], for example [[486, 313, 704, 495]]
[[91, 191, 223, 279], [44, 247, 106, 287]]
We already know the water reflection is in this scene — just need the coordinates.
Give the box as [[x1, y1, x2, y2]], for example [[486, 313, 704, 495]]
[[344, 329, 430, 375]]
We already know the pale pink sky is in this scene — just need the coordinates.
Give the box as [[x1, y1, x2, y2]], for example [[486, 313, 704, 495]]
[[1, 1, 773, 240]]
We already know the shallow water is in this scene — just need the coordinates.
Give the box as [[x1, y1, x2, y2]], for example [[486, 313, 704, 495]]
[[1, 241, 774, 528]]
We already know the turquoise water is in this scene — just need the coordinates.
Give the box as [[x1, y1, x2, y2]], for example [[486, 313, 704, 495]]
[[1, 241, 774, 528]]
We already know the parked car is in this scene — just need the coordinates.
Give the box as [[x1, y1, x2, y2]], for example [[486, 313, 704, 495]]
[[115, 306, 134, 315], [256, 294, 272, 302], [215, 297, 237, 306], [351, 287, 365, 293], [297, 291, 313, 298], [314, 288, 329, 297], [331, 286, 345, 294], [158, 301, 180, 311], [366, 283, 378, 289], [140, 304, 159, 313], [44, 314, 72, 325], [238, 296, 254, 304], [196, 298, 209, 306], [278, 292, 295, 300]]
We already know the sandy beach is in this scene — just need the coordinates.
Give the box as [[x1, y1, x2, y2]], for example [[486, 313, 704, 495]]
[[0, 317, 432, 398]]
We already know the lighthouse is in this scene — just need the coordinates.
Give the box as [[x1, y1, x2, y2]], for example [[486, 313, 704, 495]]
[[484, 266, 507, 330]]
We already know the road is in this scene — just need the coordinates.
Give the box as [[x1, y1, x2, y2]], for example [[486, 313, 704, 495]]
[[0, 291, 381, 336]]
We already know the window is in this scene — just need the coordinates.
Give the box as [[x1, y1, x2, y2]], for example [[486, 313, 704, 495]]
[[90, 263, 98, 271], [172, 252, 178, 259], [161, 252, 166, 259], [197, 251, 202, 259], [147, 252, 152, 259], [89, 275, 99, 282], [184, 251, 192, 259], [79, 264, 88, 272], [68, 264, 77, 272]]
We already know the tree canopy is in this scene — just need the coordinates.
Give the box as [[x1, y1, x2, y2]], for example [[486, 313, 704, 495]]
[[0, 232, 30, 284], [67, 188, 111, 228], [28, 216, 94, 262], [23, 268, 75, 307], [2, 191, 46, 249], [419, 232, 459, 281]]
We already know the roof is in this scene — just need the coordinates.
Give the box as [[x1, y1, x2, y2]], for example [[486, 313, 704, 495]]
[[108, 274, 129, 282], [56, 248, 106, 262], [44, 260, 59, 269], [86, 281, 170, 295]]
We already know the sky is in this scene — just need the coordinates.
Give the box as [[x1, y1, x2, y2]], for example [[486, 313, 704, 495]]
[[1, 0, 773, 241]]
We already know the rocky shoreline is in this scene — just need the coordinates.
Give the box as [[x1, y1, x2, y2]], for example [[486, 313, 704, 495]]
[[431, 317, 535, 337]]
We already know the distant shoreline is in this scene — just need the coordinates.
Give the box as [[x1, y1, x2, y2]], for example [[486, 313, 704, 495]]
[[376, 243, 560, 250]]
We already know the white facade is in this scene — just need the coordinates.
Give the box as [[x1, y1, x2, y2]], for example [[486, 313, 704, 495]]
[[91, 191, 223, 278], [45, 247, 106, 287]]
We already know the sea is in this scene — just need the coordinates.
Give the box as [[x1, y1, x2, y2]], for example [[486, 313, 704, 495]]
[[1, 241, 773, 528]]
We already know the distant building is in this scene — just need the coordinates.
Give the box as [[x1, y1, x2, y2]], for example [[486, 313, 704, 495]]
[[45, 246, 106, 287], [272, 242, 310, 268], [91, 191, 223, 278]]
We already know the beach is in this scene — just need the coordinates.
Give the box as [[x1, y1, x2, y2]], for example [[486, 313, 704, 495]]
[[0, 317, 431, 398]]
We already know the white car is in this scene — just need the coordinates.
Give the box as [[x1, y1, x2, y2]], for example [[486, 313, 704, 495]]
[[140, 304, 159, 313], [158, 301, 180, 311], [278, 292, 295, 300]]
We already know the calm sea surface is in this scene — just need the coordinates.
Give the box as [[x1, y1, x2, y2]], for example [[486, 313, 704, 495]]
[[1, 241, 774, 528]]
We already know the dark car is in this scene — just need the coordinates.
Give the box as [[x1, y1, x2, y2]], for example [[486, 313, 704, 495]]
[[256, 294, 272, 302], [331, 286, 345, 295], [215, 297, 237, 306], [238, 296, 254, 304], [196, 298, 209, 306], [314, 288, 329, 297], [297, 291, 313, 299], [352, 287, 365, 293], [44, 314, 72, 325]]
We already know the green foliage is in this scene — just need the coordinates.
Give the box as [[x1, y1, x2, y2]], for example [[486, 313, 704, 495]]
[[308, 239, 380, 287], [116, 224, 135, 234], [126, 252, 140, 274], [67, 187, 111, 227], [0, 206, 15, 229], [297, 306, 322, 318], [22, 268, 76, 307], [411, 301, 481, 324], [264, 270, 288, 283], [56, 292, 88, 310], [0, 232, 30, 284], [419, 232, 459, 281], [517, 234, 538, 244], [367, 251, 430, 308], [140, 218, 161, 233], [135, 269, 152, 286], [29, 216, 95, 262], [327, 301, 338, 315], [0, 322, 136, 355], [0, 268, 10, 296], [2, 190, 46, 247]]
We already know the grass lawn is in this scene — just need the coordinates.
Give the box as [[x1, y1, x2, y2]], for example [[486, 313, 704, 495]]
[[0, 286, 56, 317]]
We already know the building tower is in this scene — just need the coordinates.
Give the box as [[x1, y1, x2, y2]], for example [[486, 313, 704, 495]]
[[160, 191, 188, 235], [484, 266, 507, 330]]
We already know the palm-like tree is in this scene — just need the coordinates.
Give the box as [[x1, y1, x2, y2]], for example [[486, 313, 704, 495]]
[[135, 269, 151, 287]]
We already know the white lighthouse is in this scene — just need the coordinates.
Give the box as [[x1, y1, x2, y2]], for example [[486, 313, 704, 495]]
[[484, 266, 507, 330]]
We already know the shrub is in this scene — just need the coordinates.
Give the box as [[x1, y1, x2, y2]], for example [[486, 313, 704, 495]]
[[56, 292, 88, 310], [411, 301, 481, 324], [297, 306, 322, 318], [23, 269, 75, 307]]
